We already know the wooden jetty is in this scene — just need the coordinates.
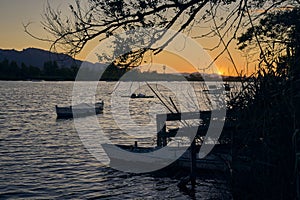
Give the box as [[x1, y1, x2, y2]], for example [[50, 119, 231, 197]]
[[103, 109, 236, 188], [155, 110, 236, 188]]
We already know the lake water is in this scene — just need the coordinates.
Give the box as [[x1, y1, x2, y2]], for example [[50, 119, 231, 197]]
[[0, 81, 232, 199]]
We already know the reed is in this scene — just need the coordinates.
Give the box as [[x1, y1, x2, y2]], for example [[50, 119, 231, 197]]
[[228, 62, 299, 199]]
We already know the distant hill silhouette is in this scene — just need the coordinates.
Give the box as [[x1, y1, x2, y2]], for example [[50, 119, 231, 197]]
[[0, 47, 109, 81], [0, 48, 83, 69]]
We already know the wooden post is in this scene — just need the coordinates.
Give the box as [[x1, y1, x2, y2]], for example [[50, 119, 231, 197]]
[[156, 115, 166, 147], [162, 134, 167, 147], [157, 134, 162, 147], [190, 139, 197, 188]]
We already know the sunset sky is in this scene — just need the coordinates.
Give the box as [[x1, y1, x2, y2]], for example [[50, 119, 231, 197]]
[[0, 0, 252, 76]]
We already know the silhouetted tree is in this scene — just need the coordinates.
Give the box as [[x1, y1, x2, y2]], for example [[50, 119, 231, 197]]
[[0, 59, 10, 79], [43, 61, 59, 76], [238, 7, 300, 76], [25, 0, 298, 71], [231, 6, 300, 199], [29, 65, 41, 78], [21, 62, 29, 78]]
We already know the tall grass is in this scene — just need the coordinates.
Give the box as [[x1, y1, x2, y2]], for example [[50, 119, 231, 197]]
[[229, 63, 299, 199]]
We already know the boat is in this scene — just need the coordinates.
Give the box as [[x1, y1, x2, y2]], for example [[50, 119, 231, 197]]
[[203, 83, 231, 94], [224, 83, 231, 91], [121, 93, 155, 98], [102, 143, 230, 173], [131, 93, 155, 98], [55, 101, 104, 119]]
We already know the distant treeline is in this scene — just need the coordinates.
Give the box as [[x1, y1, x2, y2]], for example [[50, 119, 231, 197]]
[[0, 59, 79, 81], [0, 59, 185, 81], [0, 59, 243, 81]]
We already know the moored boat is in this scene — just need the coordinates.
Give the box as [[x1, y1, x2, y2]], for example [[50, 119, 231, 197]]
[[203, 84, 224, 94], [120, 93, 155, 98], [55, 101, 104, 119], [130, 93, 154, 98], [102, 143, 229, 173]]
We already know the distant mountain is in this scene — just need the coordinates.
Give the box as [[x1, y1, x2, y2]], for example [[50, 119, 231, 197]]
[[0, 48, 82, 69], [0, 47, 110, 81]]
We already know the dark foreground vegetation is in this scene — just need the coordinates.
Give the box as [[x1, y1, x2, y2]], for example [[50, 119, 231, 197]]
[[228, 7, 300, 199]]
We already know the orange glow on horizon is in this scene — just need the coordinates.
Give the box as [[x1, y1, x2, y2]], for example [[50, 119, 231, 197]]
[[0, 0, 255, 77], [74, 39, 248, 76]]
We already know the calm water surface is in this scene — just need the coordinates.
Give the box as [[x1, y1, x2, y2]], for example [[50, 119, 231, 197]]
[[0, 81, 232, 199]]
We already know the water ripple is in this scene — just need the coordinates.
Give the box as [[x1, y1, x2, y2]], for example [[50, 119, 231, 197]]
[[0, 81, 231, 199]]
